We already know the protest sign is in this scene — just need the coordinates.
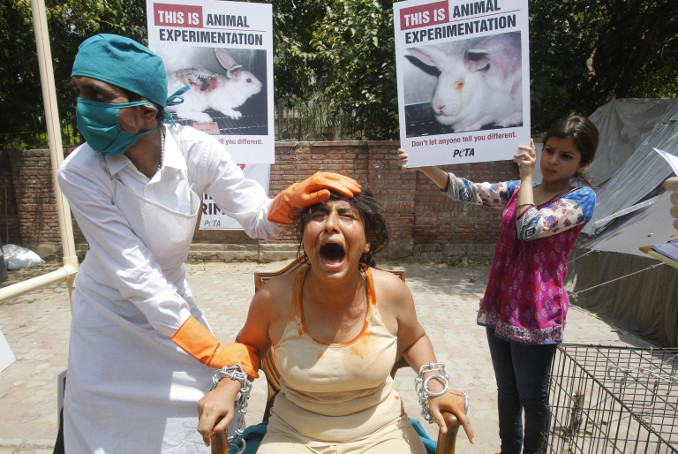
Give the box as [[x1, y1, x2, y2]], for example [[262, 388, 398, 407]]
[[147, 0, 274, 165], [394, 0, 531, 167], [199, 163, 270, 230], [654, 148, 678, 175], [147, 0, 274, 231], [0, 328, 15, 374]]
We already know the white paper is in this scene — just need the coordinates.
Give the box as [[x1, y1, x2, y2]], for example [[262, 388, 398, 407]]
[[393, 0, 531, 167], [0, 328, 16, 374], [654, 148, 678, 175], [200, 163, 270, 230], [146, 0, 274, 230], [651, 243, 678, 263], [147, 0, 275, 164]]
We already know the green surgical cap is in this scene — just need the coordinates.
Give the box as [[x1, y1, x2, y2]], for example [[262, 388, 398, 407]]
[[71, 34, 169, 108]]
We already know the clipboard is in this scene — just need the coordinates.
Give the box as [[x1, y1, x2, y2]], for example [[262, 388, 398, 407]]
[[640, 244, 678, 269]]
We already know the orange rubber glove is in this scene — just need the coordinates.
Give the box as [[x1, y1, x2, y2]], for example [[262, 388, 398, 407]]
[[170, 316, 259, 380], [267, 172, 362, 224]]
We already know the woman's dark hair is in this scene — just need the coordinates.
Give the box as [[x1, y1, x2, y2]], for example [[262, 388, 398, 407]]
[[122, 88, 166, 122], [293, 189, 390, 267], [543, 115, 599, 181]]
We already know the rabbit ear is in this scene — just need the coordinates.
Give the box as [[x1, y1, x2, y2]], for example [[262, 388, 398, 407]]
[[404, 54, 441, 77], [465, 49, 490, 71], [226, 65, 243, 79], [406, 45, 449, 70], [214, 48, 239, 70]]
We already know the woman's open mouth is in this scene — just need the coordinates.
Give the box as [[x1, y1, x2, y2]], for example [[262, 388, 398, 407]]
[[319, 242, 346, 267]]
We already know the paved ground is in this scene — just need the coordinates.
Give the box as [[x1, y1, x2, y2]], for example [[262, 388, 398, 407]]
[[0, 260, 653, 454]]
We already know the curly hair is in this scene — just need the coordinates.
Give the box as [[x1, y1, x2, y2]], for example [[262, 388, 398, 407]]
[[293, 189, 390, 267]]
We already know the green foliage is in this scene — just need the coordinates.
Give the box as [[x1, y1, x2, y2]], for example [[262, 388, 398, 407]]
[[0, 1, 47, 147], [270, 1, 327, 99], [1, 0, 676, 147], [0, 0, 148, 149], [311, 0, 398, 139], [529, 0, 678, 134]]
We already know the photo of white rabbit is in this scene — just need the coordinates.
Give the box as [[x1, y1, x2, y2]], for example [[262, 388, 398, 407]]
[[160, 47, 267, 135], [403, 31, 523, 137]]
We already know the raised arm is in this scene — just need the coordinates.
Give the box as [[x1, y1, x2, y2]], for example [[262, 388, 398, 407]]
[[513, 139, 537, 217], [515, 186, 596, 241], [397, 148, 514, 208]]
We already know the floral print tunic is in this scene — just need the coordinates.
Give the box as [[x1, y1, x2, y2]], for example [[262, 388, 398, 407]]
[[444, 174, 596, 344]]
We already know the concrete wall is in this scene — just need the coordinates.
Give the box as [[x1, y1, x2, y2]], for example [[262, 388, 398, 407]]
[[1, 142, 518, 263]]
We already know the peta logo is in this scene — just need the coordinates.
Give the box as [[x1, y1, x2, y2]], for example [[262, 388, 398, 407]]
[[452, 148, 475, 157]]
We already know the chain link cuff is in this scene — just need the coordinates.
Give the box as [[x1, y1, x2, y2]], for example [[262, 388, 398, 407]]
[[211, 363, 252, 453], [415, 362, 468, 424]]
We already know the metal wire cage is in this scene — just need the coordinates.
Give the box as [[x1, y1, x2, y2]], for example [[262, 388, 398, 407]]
[[544, 344, 678, 453]]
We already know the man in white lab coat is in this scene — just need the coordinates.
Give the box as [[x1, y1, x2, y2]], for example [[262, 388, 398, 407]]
[[56, 33, 360, 453]]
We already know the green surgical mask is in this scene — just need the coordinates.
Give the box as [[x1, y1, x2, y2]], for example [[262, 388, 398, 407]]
[[76, 98, 157, 156]]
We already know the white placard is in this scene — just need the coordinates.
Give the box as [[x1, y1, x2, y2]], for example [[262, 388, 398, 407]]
[[0, 328, 16, 374], [147, 0, 275, 164], [394, 0, 531, 167], [199, 163, 271, 230], [654, 148, 678, 175]]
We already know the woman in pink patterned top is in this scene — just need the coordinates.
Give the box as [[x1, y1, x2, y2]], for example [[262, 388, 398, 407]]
[[397, 116, 599, 454]]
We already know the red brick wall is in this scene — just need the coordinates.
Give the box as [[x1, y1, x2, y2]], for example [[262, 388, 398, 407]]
[[414, 161, 518, 261], [3, 143, 518, 262], [0, 151, 21, 247], [3, 150, 73, 259]]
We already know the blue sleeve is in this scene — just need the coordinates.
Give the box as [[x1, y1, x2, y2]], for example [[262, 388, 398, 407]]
[[563, 186, 596, 222]]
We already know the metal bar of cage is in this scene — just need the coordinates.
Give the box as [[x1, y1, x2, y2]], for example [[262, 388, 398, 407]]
[[544, 344, 678, 453]]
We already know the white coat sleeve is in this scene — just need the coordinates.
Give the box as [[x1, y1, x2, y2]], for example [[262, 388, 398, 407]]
[[57, 148, 192, 337], [182, 132, 282, 239]]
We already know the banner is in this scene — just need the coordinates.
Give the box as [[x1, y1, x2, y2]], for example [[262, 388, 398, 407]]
[[394, 0, 530, 167], [0, 328, 15, 374], [147, 0, 274, 231], [147, 0, 274, 164], [199, 163, 270, 230]]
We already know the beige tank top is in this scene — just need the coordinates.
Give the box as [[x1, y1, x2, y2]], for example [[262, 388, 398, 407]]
[[270, 266, 403, 442]]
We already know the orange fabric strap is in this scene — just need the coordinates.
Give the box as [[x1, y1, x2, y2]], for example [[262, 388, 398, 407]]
[[170, 316, 259, 379]]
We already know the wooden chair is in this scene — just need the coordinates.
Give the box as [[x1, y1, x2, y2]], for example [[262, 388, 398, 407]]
[[212, 256, 461, 453]]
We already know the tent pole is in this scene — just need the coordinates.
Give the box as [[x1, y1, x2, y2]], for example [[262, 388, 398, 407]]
[[29, 0, 78, 307]]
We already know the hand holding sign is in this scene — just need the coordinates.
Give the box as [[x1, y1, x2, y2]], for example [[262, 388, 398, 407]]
[[655, 148, 678, 230], [394, 0, 531, 168], [664, 176, 678, 230]]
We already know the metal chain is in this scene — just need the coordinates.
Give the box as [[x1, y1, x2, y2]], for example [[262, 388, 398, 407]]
[[415, 362, 451, 424], [211, 364, 252, 454]]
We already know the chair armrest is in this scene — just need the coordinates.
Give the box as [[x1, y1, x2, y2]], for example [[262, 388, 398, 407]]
[[211, 431, 228, 454], [435, 410, 461, 454]]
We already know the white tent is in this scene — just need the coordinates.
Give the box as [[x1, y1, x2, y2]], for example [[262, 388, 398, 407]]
[[564, 98, 678, 347], [584, 98, 678, 235]]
